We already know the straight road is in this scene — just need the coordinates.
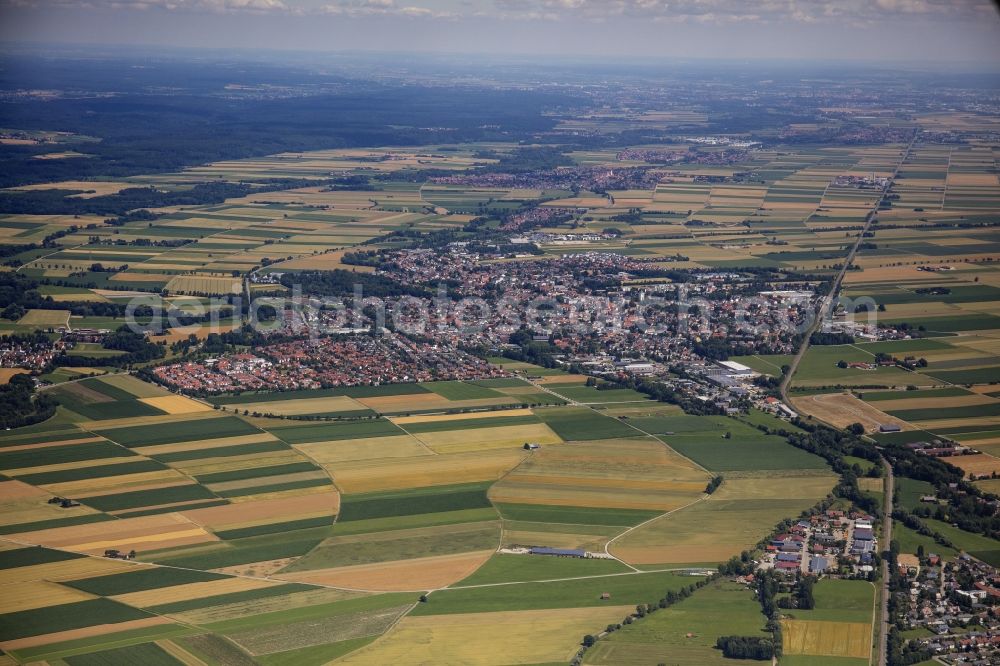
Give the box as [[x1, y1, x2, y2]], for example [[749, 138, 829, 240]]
[[780, 135, 917, 406]]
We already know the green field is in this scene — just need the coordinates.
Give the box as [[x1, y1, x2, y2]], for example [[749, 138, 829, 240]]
[[495, 503, 661, 526], [655, 419, 828, 472], [455, 553, 630, 586], [65, 567, 226, 596], [412, 570, 692, 615], [82, 483, 218, 512], [424, 380, 503, 400], [337, 482, 494, 522], [0, 440, 136, 469], [95, 416, 262, 448], [0, 599, 151, 641], [64, 642, 181, 666], [264, 419, 403, 444], [780, 579, 874, 623], [584, 580, 767, 665], [536, 407, 638, 440]]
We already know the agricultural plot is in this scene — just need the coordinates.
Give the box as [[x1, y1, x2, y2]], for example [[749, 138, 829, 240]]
[[781, 580, 875, 662], [645, 416, 828, 472], [490, 437, 709, 512], [338, 606, 633, 666], [584, 580, 767, 666], [47, 376, 176, 421], [611, 473, 835, 566], [413, 569, 692, 615]]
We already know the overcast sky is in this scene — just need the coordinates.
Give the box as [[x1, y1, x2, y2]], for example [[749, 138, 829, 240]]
[[2, 0, 999, 65]]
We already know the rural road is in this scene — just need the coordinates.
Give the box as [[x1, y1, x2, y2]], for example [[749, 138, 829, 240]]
[[877, 457, 894, 666], [780, 134, 917, 407]]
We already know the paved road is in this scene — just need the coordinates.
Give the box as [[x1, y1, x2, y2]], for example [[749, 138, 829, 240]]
[[779, 135, 917, 407], [878, 457, 894, 666]]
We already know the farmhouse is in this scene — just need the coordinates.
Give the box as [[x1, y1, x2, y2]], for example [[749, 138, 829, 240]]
[[879, 423, 902, 433]]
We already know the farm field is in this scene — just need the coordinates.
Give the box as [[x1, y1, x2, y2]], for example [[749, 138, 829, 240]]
[[780, 580, 876, 663], [610, 472, 836, 566], [584, 580, 767, 665]]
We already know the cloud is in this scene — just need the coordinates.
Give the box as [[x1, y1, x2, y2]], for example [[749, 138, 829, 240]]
[[3, 0, 996, 24], [490, 0, 997, 24], [318, 0, 452, 18], [1, 0, 292, 12]]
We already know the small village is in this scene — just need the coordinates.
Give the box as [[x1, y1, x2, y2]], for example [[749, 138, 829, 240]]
[[762, 509, 879, 579], [897, 553, 1000, 664]]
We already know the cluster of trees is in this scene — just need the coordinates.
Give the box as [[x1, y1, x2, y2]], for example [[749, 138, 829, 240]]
[[52, 326, 165, 368], [715, 636, 775, 660], [810, 331, 855, 345], [777, 575, 815, 610], [0, 374, 57, 430], [705, 475, 724, 495]]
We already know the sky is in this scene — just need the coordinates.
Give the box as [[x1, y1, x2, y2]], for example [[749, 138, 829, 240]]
[[1, 0, 999, 65]]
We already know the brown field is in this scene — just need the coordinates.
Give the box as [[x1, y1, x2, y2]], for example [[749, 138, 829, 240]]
[[275, 249, 377, 272], [113, 577, 278, 608], [0, 556, 134, 586], [220, 481, 334, 505], [535, 375, 589, 385], [11, 512, 219, 554], [168, 451, 304, 478], [909, 416, 1000, 431], [490, 438, 707, 511], [171, 587, 366, 626], [946, 173, 999, 186], [0, 617, 170, 652], [0, 495, 100, 528], [866, 394, 996, 412], [337, 606, 633, 665], [391, 408, 535, 425], [295, 434, 431, 464], [857, 477, 884, 493], [942, 453, 1000, 478], [502, 528, 612, 552], [180, 490, 339, 530], [782, 619, 872, 659], [137, 395, 213, 414], [276, 550, 494, 591], [0, 368, 30, 384], [108, 273, 176, 285], [73, 479, 194, 501], [8, 180, 133, 197], [0, 479, 49, 500], [44, 469, 190, 497], [792, 392, 908, 433], [414, 423, 563, 454], [165, 275, 242, 295], [17, 309, 70, 327], [355, 393, 516, 412], [329, 449, 527, 493], [0, 580, 95, 614], [230, 395, 366, 416], [208, 470, 327, 494], [134, 432, 277, 457]]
